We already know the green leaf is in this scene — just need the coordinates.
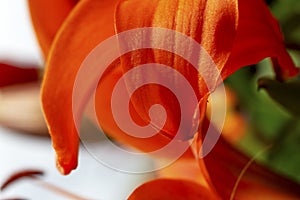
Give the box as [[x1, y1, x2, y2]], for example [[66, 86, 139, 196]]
[[258, 77, 300, 118]]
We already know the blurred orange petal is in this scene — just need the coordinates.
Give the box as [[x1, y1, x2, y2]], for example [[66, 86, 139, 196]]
[[156, 153, 207, 186], [41, 0, 118, 174], [128, 179, 219, 200], [1, 170, 44, 191], [207, 86, 246, 143], [28, 0, 77, 56], [0, 63, 39, 87], [196, 123, 300, 199]]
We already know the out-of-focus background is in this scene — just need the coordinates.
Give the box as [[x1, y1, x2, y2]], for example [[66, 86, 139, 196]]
[[0, 1, 154, 199], [0, 1, 42, 66]]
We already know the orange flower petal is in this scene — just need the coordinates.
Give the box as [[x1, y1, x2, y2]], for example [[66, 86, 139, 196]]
[[41, 0, 118, 174], [0, 63, 39, 87], [94, 62, 187, 153], [115, 0, 238, 140], [156, 154, 207, 186], [28, 0, 77, 56], [197, 123, 300, 199], [222, 0, 299, 80], [93, 62, 198, 164], [128, 179, 219, 200]]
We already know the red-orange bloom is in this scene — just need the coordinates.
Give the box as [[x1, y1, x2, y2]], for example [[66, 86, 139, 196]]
[[37, 0, 300, 198], [40, 0, 297, 174]]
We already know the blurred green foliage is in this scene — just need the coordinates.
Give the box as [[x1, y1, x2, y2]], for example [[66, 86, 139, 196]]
[[224, 0, 300, 184], [225, 64, 300, 183], [271, 0, 300, 46], [258, 77, 300, 118]]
